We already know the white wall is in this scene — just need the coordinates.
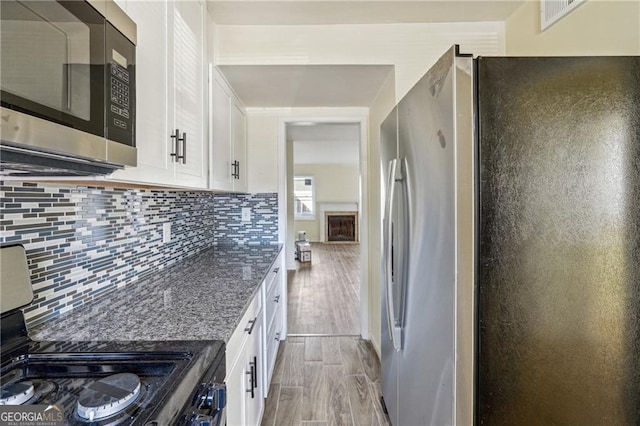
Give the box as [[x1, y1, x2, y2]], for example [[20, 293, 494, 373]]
[[293, 163, 360, 242], [216, 22, 506, 101], [246, 113, 280, 193], [505, 0, 640, 55]]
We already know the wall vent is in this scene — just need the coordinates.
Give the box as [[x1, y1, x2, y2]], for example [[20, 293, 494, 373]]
[[541, 0, 587, 30]]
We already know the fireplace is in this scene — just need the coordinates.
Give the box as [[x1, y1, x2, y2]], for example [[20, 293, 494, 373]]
[[325, 211, 358, 242]]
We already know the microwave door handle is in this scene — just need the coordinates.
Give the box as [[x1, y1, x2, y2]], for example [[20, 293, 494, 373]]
[[384, 158, 398, 350]]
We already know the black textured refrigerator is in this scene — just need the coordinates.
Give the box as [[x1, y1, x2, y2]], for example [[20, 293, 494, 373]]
[[380, 46, 640, 425]]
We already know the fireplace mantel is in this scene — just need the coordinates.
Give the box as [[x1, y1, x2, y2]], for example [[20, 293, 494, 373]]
[[318, 202, 358, 243], [317, 202, 359, 243]]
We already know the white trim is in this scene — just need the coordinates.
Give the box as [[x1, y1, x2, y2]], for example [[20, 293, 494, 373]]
[[278, 113, 369, 339]]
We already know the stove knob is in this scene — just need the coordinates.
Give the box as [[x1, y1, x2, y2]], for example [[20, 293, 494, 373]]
[[210, 384, 226, 411], [189, 414, 213, 426], [197, 384, 226, 411], [191, 383, 207, 406]]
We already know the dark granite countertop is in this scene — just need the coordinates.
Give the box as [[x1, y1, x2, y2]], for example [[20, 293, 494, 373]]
[[29, 243, 282, 343]]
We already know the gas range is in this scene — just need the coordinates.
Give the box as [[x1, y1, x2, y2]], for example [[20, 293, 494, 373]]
[[0, 244, 226, 426], [1, 312, 226, 425]]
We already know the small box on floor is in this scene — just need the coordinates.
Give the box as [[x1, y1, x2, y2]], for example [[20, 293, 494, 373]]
[[299, 250, 311, 262], [296, 241, 311, 263]]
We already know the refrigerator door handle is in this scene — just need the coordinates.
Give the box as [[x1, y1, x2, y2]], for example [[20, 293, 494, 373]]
[[384, 158, 403, 351]]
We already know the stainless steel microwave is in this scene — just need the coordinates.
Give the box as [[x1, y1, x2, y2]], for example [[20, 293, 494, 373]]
[[0, 0, 137, 176]]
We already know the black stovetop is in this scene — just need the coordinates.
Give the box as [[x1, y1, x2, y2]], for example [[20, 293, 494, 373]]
[[1, 311, 225, 426]]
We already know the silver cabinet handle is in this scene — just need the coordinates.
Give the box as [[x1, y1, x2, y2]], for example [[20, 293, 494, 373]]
[[252, 356, 258, 390], [273, 267, 279, 274], [274, 295, 280, 303], [231, 160, 240, 179], [244, 317, 257, 334], [245, 362, 254, 399], [170, 129, 186, 164], [179, 132, 186, 164], [275, 332, 280, 341], [170, 129, 180, 162]]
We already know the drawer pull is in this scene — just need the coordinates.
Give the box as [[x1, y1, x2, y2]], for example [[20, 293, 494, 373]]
[[252, 356, 258, 390], [274, 295, 280, 303], [245, 317, 257, 334], [246, 362, 255, 399], [274, 267, 279, 274], [275, 333, 280, 341]]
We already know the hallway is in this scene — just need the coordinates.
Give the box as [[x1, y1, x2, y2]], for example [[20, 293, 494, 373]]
[[287, 243, 360, 335], [260, 243, 389, 425], [261, 336, 390, 426]]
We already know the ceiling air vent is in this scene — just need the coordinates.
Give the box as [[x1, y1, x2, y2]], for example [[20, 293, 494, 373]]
[[541, 0, 587, 30]]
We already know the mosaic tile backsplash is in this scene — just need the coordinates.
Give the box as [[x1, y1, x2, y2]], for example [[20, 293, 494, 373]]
[[213, 193, 279, 245], [0, 181, 278, 327]]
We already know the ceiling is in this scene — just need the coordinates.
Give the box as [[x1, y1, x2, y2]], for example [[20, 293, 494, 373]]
[[208, 1, 525, 25], [290, 123, 360, 165], [218, 65, 393, 107], [213, 1, 523, 108]]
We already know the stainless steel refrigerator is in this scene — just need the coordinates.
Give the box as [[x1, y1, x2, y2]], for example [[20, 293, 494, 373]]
[[380, 46, 640, 425]]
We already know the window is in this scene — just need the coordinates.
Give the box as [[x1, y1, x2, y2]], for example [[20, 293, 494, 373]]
[[294, 176, 315, 219]]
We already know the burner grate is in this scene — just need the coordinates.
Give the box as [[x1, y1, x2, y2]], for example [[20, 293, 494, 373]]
[[77, 373, 141, 421]]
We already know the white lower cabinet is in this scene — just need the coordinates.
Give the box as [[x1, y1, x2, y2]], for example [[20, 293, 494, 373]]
[[226, 283, 264, 426], [226, 252, 285, 425], [263, 254, 285, 393]]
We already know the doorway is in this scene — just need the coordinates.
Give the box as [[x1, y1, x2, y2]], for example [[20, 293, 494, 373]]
[[281, 119, 368, 337]]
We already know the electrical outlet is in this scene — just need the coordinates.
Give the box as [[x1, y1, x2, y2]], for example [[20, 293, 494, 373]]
[[163, 222, 171, 243], [242, 266, 252, 280], [241, 207, 251, 222]]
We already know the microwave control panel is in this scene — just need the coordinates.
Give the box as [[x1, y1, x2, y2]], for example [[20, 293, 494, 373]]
[[105, 23, 135, 147], [109, 63, 130, 126]]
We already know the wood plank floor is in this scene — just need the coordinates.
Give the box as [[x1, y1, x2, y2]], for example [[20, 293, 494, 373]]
[[262, 336, 390, 426], [288, 243, 360, 335]]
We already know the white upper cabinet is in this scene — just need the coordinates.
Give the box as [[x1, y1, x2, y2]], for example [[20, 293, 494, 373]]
[[211, 74, 233, 191], [110, 0, 207, 189], [210, 69, 247, 192], [110, 0, 171, 184], [232, 101, 248, 192], [172, 0, 206, 185]]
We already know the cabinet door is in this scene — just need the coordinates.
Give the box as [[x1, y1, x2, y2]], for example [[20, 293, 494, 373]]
[[265, 305, 283, 393], [109, 0, 173, 185], [232, 101, 248, 192], [211, 75, 233, 190], [226, 343, 249, 426], [172, 0, 207, 187], [245, 314, 264, 426]]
